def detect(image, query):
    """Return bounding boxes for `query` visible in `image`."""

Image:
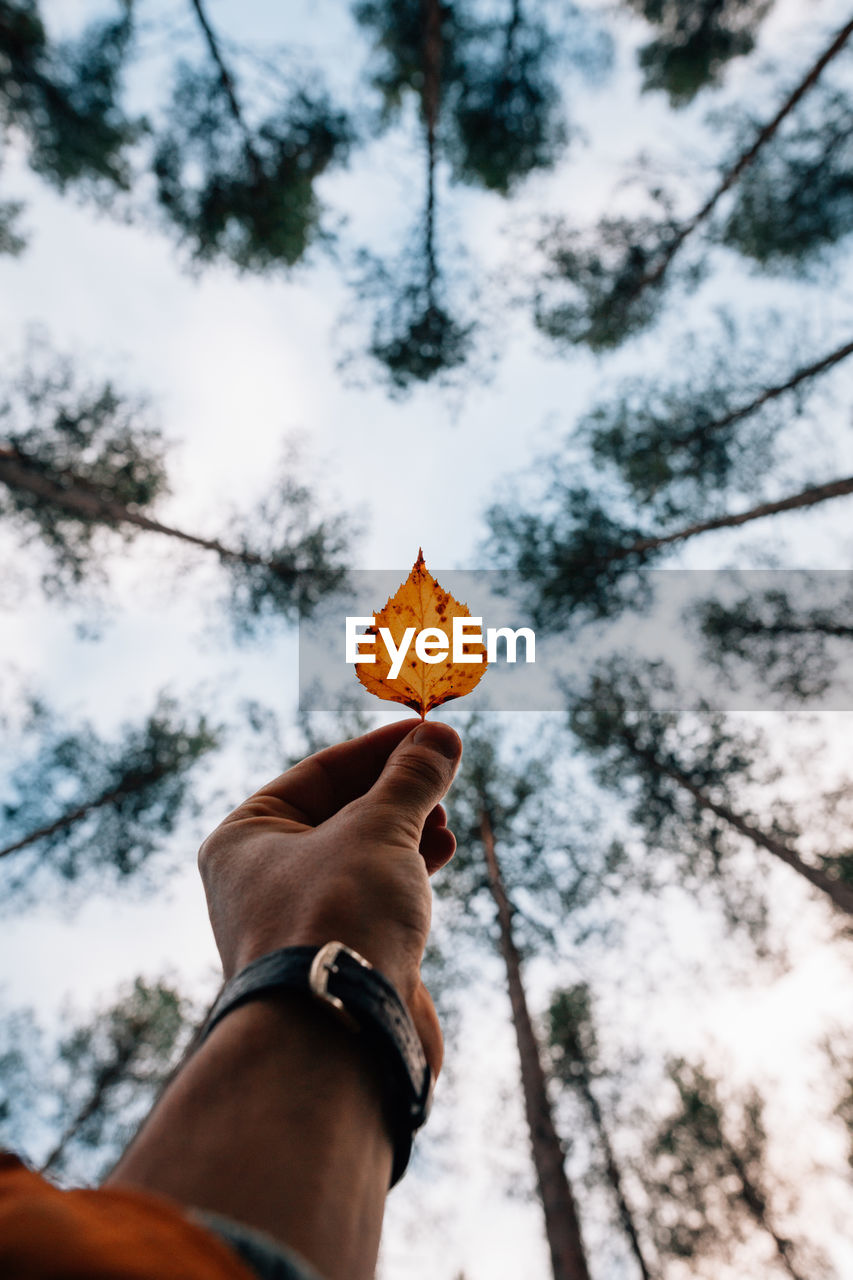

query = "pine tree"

[578,319,853,518]
[350,0,610,387]
[352,0,475,390]
[718,80,853,272]
[626,0,774,105]
[0,978,196,1184]
[548,984,654,1280]
[0,0,141,204]
[644,1059,821,1278]
[444,0,593,195]
[531,15,853,350]
[152,0,351,271]
[354,0,594,194]
[436,717,630,1280]
[694,578,853,703]
[0,348,350,620]
[568,658,853,921]
[0,691,219,907]
[0,0,351,269]
[488,464,853,629]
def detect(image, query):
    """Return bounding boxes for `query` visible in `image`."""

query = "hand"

[197,718,462,1080]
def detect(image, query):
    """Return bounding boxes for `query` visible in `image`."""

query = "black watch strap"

[198,943,433,1187]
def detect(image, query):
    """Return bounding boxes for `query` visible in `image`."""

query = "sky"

[2,1,853,1276]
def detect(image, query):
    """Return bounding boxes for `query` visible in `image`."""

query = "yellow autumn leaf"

[355,549,488,717]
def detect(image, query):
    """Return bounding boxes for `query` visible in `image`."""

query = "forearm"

[105,993,393,1280]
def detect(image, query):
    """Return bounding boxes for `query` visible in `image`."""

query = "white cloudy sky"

[2,1,853,1277]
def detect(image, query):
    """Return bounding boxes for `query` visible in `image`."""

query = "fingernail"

[412,722,461,760]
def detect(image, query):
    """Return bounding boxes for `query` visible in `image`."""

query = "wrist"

[231,924,421,1011]
[109,991,392,1280]
[200,943,434,1187]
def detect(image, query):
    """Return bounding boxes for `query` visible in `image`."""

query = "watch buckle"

[309,941,371,1032]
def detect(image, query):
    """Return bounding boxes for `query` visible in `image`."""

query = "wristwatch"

[198,942,434,1186]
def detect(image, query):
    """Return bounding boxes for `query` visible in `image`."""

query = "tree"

[354,0,593,195]
[488,464,853,629]
[152,0,352,271]
[531,15,853,350]
[444,0,584,195]
[0,0,141,210]
[0,977,197,1184]
[548,984,654,1280]
[437,716,630,1280]
[643,1059,822,1279]
[350,0,609,387]
[351,0,475,390]
[0,346,351,621]
[626,0,775,105]
[355,171,475,393]
[0,0,352,270]
[0,690,219,908]
[717,81,853,272]
[694,578,853,702]
[578,318,853,519]
[568,658,853,921]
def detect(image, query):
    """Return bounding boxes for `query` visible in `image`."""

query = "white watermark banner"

[297,569,853,713]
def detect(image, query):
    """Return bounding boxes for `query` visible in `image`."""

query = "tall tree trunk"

[39,1028,141,1175]
[0,446,296,582]
[421,0,443,295]
[188,0,264,180]
[568,1053,653,1280]
[608,473,853,564]
[672,336,853,450]
[725,1146,808,1280]
[632,15,853,296]
[479,805,591,1280]
[710,618,853,640]
[0,765,171,861]
[622,732,853,917]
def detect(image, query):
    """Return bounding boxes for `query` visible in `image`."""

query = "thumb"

[361,722,462,842]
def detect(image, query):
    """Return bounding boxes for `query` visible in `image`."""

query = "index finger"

[247,718,424,826]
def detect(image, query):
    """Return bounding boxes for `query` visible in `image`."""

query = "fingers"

[247,719,424,826]
[420,804,456,875]
[362,723,462,837]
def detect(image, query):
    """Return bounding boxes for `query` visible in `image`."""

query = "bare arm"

[105,719,462,1280]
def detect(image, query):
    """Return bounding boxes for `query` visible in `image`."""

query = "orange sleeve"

[0,1151,256,1280]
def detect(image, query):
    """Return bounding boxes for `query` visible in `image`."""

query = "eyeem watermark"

[345,616,536,679]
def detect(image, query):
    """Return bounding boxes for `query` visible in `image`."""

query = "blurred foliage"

[0,0,141,207]
[153,65,351,271]
[0,343,352,617]
[718,82,853,273]
[644,1059,822,1277]
[567,658,786,945]
[532,204,696,352]
[694,579,853,702]
[0,1005,42,1152]
[353,0,605,194]
[220,462,353,636]
[357,245,476,394]
[579,316,851,520]
[0,344,169,594]
[628,0,774,105]
[0,977,196,1184]
[487,451,853,631]
[0,690,220,909]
